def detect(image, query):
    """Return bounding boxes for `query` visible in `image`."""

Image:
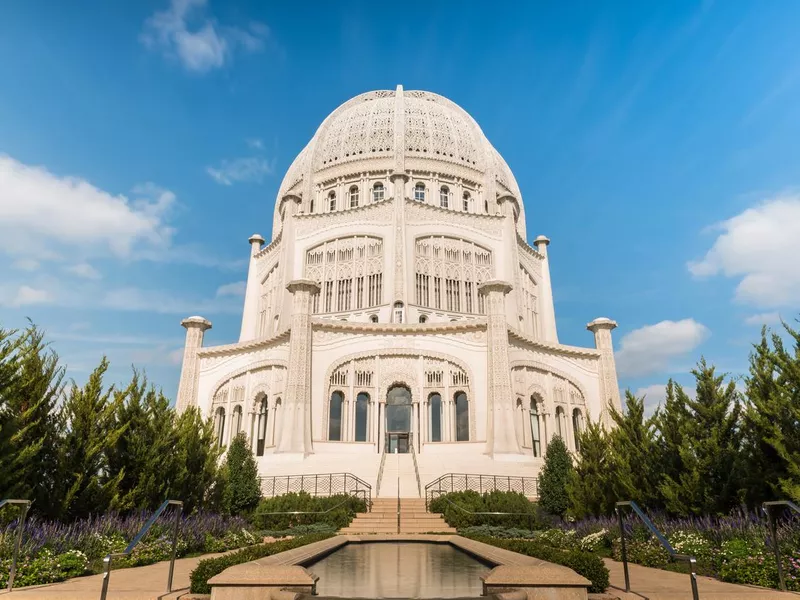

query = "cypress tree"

[654,379,691,499]
[568,419,614,517]
[0,327,26,499]
[223,432,261,516]
[171,406,221,513]
[538,435,573,517]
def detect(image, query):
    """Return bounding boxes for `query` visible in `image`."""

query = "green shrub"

[189,533,333,594]
[467,535,609,594]
[460,525,536,539]
[257,523,337,538]
[429,490,537,530]
[252,492,365,530]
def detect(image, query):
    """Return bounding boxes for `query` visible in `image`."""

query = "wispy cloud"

[207,157,274,185]
[216,281,245,297]
[4,285,54,308]
[65,263,101,280]
[616,319,710,377]
[246,138,264,150]
[101,286,241,315]
[140,0,269,73]
[744,311,782,326]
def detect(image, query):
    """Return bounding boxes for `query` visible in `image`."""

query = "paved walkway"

[604,558,799,599]
[3,551,226,600]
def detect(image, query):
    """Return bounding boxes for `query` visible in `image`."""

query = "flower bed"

[0,511,257,588]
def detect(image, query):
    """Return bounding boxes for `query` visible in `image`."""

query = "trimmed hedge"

[466,535,610,594]
[189,533,334,594]
[429,490,538,529]
[252,492,366,530]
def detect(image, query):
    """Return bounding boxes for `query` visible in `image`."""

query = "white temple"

[175,86,622,498]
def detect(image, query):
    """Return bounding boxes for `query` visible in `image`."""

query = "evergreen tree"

[171,406,221,514]
[568,419,615,517]
[57,358,127,520]
[109,371,177,511]
[223,432,261,516]
[0,327,26,498]
[660,358,744,515]
[608,391,661,508]
[654,380,691,499]
[538,435,573,517]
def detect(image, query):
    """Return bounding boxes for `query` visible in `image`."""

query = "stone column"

[587,317,622,427]
[176,316,212,414]
[533,236,559,343]
[239,234,265,342]
[276,280,319,455]
[478,281,521,456]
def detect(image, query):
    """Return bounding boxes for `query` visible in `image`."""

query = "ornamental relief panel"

[295,198,394,239]
[208,361,288,409]
[405,200,504,239]
[510,363,589,403]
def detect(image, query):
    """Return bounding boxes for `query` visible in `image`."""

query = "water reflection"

[309,542,490,598]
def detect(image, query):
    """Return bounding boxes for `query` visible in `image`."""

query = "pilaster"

[276,279,319,456]
[587,317,622,427]
[176,316,212,414]
[533,235,559,343]
[239,234,265,341]
[479,280,521,456]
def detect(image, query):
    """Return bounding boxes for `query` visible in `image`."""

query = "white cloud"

[0,155,174,260]
[744,311,783,326]
[616,319,709,377]
[246,138,264,149]
[206,157,274,185]
[689,195,800,307]
[216,281,246,297]
[140,0,269,73]
[65,263,101,280]
[168,348,185,365]
[8,285,53,307]
[13,258,40,271]
[101,286,240,315]
[633,383,697,416]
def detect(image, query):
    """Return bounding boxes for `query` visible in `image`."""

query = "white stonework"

[176,86,622,496]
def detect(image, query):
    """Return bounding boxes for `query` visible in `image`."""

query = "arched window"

[530,397,542,458]
[372,182,385,203]
[455,392,469,441]
[463,192,471,212]
[573,408,584,452]
[484,199,489,213]
[328,191,336,212]
[393,301,404,323]
[355,392,369,442]
[429,393,442,442]
[555,406,565,439]
[309,197,315,213]
[256,396,268,456]
[369,314,379,323]
[386,385,412,434]
[230,405,243,440]
[349,185,359,208]
[419,314,427,323]
[329,391,344,441]
[440,186,449,208]
[214,406,226,448]
[414,182,426,202]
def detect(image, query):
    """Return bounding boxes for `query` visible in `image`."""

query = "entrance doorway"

[385,385,412,453]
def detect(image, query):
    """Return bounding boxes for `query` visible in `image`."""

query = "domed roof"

[276,87,522,202]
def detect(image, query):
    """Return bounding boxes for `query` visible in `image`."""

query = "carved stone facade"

[175,87,621,497]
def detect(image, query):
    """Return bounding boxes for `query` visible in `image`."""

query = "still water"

[307,542,491,598]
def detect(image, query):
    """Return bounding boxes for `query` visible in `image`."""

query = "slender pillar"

[276,279,319,455]
[533,235,559,343]
[239,234,265,342]
[176,316,212,414]
[479,280,521,456]
[587,317,622,427]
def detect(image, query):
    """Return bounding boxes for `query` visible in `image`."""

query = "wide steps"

[341,498,456,534]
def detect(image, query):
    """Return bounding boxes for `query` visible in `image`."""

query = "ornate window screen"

[258,263,280,337]
[518,266,539,339]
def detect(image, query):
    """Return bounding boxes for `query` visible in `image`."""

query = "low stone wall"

[208,534,590,600]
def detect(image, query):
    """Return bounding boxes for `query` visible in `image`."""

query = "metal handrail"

[258,472,372,510]
[410,440,422,497]
[424,472,539,509]
[428,490,535,531]
[99,499,183,600]
[375,451,388,499]
[762,500,800,591]
[0,499,31,592]
[615,501,699,600]
[396,449,401,533]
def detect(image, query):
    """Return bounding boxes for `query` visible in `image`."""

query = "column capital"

[586,317,618,333]
[477,280,513,295]
[181,316,212,331]
[286,279,320,295]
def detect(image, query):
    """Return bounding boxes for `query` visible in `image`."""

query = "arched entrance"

[385,384,412,453]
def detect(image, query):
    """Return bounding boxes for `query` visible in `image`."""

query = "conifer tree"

[0,327,26,498]
[538,435,573,517]
[568,419,614,517]
[654,379,691,497]
[660,358,744,515]
[223,432,261,516]
[57,357,127,520]
[171,406,221,513]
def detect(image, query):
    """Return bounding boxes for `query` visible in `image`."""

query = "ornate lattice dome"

[275,86,524,229]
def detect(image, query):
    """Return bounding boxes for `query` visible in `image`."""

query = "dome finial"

[396,84,403,95]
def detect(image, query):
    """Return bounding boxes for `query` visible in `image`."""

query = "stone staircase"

[340,498,456,534]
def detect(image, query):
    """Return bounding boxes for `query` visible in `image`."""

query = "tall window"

[372,182,384,203]
[329,391,344,441]
[414,182,426,202]
[355,392,369,442]
[573,408,584,452]
[429,393,442,442]
[555,406,565,439]
[455,392,469,441]
[463,192,471,212]
[393,301,404,323]
[440,186,449,208]
[256,397,268,456]
[484,199,489,213]
[349,185,359,208]
[309,197,315,213]
[230,405,243,440]
[214,407,226,448]
[328,191,336,211]
[386,385,412,433]
[530,397,542,458]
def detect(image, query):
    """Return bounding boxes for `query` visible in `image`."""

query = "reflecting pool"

[307,542,491,598]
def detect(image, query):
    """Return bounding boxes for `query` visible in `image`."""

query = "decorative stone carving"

[176,316,212,414]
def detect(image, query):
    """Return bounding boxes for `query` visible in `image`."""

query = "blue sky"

[1,0,799,412]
